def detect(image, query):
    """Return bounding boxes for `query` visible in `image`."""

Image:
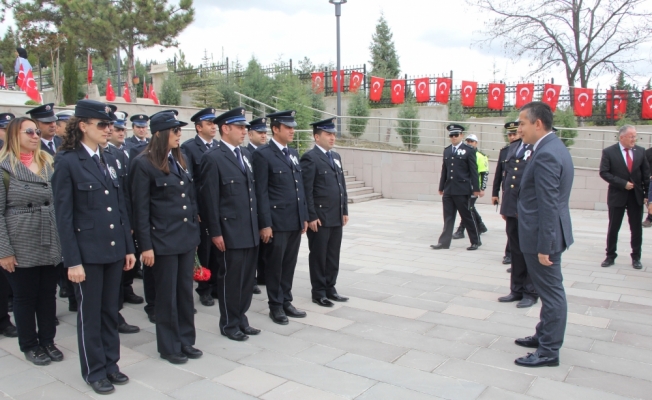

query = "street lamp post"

[329,0,346,138]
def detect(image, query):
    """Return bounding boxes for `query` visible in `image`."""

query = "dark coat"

[500,139,531,218]
[40,135,62,156]
[246,143,258,154]
[600,143,650,207]
[492,144,510,198]
[126,136,148,147]
[300,147,348,227]
[438,142,479,195]
[181,135,219,203]
[103,144,131,220]
[127,142,148,164]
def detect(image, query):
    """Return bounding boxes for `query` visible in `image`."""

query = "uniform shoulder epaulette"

[462,142,474,149]
[445,144,452,149]
[501,144,509,150]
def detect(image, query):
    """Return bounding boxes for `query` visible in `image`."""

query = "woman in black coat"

[130,111,202,364]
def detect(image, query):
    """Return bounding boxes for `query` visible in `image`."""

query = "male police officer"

[431,124,481,250]
[55,110,74,138]
[127,114,150,146]
[253,110,309,325]
[301,118,349,307]
[452,133,488,239]
[247,117,268,295]
[199,107,260,341]
[0,112,15,148]
[26,103,61,156]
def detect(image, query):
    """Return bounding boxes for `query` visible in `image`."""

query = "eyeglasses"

[465,140,476,143]
[172,127,182,134]
[450,133,460,138]
[92,121,112,130]
[21,128,42,137]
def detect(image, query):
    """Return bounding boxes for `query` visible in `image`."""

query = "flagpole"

[330,0,346,139]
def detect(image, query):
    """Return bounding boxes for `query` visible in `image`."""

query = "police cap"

[310,117,337,134]
[26,103,57,123]
[248,117,268,132]
[74,100,112,120]
[214,107,249,126]
[191,108,217,123]
[0,113,15,128]
[267,110,297,128]
[446,123,465,136]
[130,114,149,127]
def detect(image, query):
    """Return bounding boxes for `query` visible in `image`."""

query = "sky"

[2,0,652,90]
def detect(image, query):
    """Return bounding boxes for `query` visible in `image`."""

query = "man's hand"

[68,265,86,283]
[538,253,553,266]
[501,215,506,221]
[0,256,17,273]
[439,191,444,196]
[142,250,155,267]
[492,196,499,205]
[124,254,136,271]
[260,227,273,243]
[301,221,308,234]
[479,190,485,198]
[197,215,202,223]
[343,215,349,226]
[212,236,225,252]
[473,191,481,197]
[308,219,321,232]
[625,181,634,190]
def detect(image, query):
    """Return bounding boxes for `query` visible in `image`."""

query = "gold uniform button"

[513,176,516,179]
[182,193,186,198]
[183,206,187,210]
[105,190,109,195]
[180,181,184,185]
[516,160,520,163]
[107,207,112,212]
[110,224,114,229]
[511,185,514,188]
[110,241,115,246]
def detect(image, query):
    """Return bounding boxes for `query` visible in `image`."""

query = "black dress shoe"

[253,284,261,295]
[69,302,78,312]
[430,243,449,250]
[633,260,643,269]
[7,300,12,313]
[515,336,539,348]
[452,229,465,240]
[59,287,70,298]
[467,243,480,251]
[506,268,512,273]
[54,317,59,326]
[107,371,129,385]
[517,297,538,308]
[124,293,144,304]
[601,257,615,268]
[502,256,512,264]
[42,344,64,362]
[514,352,559,367]
[283,304,306,318]
[118,322,140,334]
[147,314,156,324]
[211,292,219,299]
[498,293,523,302]
[194,308,197,314]
[200,293,215,307]
[327,293,349,302]
[312,298,334,307]
[88,378,115,394]
[224,331,249,342]
[24,347,51,366]
[181,345,203,359]
[161,353,188,364]
[479,223,488,234]
[2,325,17,338]
[242,326,261,335]
[269,309,289,325]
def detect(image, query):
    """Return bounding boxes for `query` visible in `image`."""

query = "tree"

[274,72,314,154]
[396,99,420,151]
[468,0,652,88]
[369,13,400,79]
[0,28,19,82]
[160,72,181,105]
[448,95,470,131]
[241,57,276,117]
[347,91,370,139]
[62,40,78,105]
[553,107,578,147]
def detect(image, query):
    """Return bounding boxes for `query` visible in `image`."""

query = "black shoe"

[478,223,488,234]
[118,322,140,334]
[253,284,261,295]
[161,353,188,364]
[194,308,197,314]
[506,268,512,273]
[514,352,559,367]
[107,371,129,385]
[147,314,156,324]
[124,293,144,304]
[517,298,538,308]
[430,243,449,250]
[210,292,219,299]
[633,260,643,270]
[7,300,12,313]
[200,293,215,307]
[242,326,261,336]
[181,345,203,359]
[2,325,17,338]
[42,344,63,362]
[269,309,289,325]
[601,257,615,268]
[498,293,523,303]
[503,256,512,264]
[69,302,78,312]
[224,331,249,342]
[54,317,59,326]
[59,287,70,298]
[88,378,115,394]
[452,227,465,240]
[283,304,306,318]
[24,347,51,366]
[312,298,334,307]
[467,243,480,251]
[515,336,539,348]
[327,293,349,302]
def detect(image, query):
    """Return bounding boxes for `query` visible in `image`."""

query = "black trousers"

[142,258,156,317]
[607,191,644,260]
[5,265,58,352]
[265,230,301,310]
[152,250,195,356]
[307,226,343,299]
[256,241,269,285]
[196,231,219,297]
[505,217,537,299]
[0,269,12,330]
[215,246,257,336]
[438,194,480,247]
[121,262,138,297]
[456,197,484,232]
[505,240,511,258]
[74,260,123,383]
[57,261,76,308]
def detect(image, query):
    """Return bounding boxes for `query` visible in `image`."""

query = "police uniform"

[453,134,488,238]
[51,100,135,388]
[181,108,220,306]
[431,124,481,250]
[26,104,62,156]
[247,117,268,289]
[0,113,15,149]
[301,118,349,306]
[127,114,149,146]
[199,107,260,341]
[495,121,520,264]
[252,110,309,324]
[130,111,202,361]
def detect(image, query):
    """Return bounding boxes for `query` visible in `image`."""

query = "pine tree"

[160,72,181,105]
[397,99,420,151]
[347,91,370,139]
[369,13,401,79]
[62,41,78,105]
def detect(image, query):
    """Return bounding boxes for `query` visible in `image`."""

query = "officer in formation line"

[247,117,269,295]
[26,104,61,157]
[55,110,74,138]
[0,112,14,148]
[126,114,150,147]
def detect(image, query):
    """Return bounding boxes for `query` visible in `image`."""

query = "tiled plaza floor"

[1,199,652,399]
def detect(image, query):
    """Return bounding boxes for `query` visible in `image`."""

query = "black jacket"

[600,143,650,207]
[492,145,510,198]
[181,135,219,203]
[126,136,148,147]
[438,142,479,195]
[41,136,62,156]
[300,147,348,227]
[500,139,531,218]
[247,143,258,154]
[103,144,131,220]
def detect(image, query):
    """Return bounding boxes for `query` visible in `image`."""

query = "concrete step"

[346,181,365,189]
[345,175,356,182]
[348,193,383,203]
[347,187,374,196]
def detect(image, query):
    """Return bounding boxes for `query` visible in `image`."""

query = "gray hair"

[619,125,636,136]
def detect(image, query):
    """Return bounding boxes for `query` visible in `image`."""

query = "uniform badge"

[456,149,466,155]
[334,159,341,169]
[523,150,532,160]
[243,155,253,172]
[108,166,117,180]
[290,155,299,165]
[116,159,122,170]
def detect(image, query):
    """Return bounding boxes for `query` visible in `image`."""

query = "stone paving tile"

[425,325,499,347]
[121,358,203,394]
[214,366,286,397]
[382,294,449,312]
[14,381,89,400]
[590,340,652,364]
[562,348,652,382]
[328,306,435,333]
[393,349,448,372]
[261,381,345,400]
[173,351,240,380]
[434,358,536,394]
[565,367,652,399]
[294,345,347,365]
[355,382,446,400]
[477,386,539,400]
[341,296,428,319]
[613,330,652,349]
[0,367,56,397]
[527,376,634,400]
[169,379,257,400]
[442,304,494,320]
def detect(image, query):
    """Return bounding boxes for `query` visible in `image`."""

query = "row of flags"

[104,79,159,104]
[16,64,42,103]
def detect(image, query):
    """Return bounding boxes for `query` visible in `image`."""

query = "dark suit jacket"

[181,135,219,203]
[300,147,348,227]
[104,144,131,220]
[127,142,148,164]
[645,147,652,172]
[52,146,134,267]
[492,145,510,198]
[438,142,479,195]
[518,134,574,255]
[599,143,650,207]
[500,139,531,218]
[129,153,199,255]
[247,143,258,154]
[252,142,308,232]
[126,136,148,147]
[41,136,62,156]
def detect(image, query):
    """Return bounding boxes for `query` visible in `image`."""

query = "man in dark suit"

[431,124,481,251]
[644,146,652,227]
[514,101,574,368]
[126,114,149,147]
[181,107,220,307]
[301,118,349,308]
[26,103,61,156]
[253,110,309,325]
[247,117,268,294]
[599,125,650,269]
[0,112,15,149]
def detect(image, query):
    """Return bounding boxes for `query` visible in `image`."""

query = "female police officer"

[52,100,136,395]
[130,111,202,364]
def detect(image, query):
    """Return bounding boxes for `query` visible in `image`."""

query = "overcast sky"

[2,0,651,89]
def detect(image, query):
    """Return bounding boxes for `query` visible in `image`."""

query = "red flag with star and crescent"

[542,84,561,112]
[606,89,628,120]
[487,83,505,110]
[349,71,363,93]
[24,69,42,103]
[0,72,6,88]
[143,81,148,99]
[414,78,430,103]
[573,88,594,117]
[391,79,405,104]
[17,64,26,90]
[515,83,534,108]
[461,81,478,107]
[105,78,116,101]
[87,53,93,84]
[311,72,324,93]
[435,77,451,104]
[369,76,385,102]
[331,70,344,93]
[642,90,652,119]
[123,82,131,102]
[149,85,160,105]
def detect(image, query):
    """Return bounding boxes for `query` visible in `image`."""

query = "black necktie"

[517,144,528,158]
[48,141,55,154]
[92,154,106,176]
[282,148,292,165]
[327,151,335,169]
[206,142,212,150]
[234,147,245,173]
[168,154,179,174]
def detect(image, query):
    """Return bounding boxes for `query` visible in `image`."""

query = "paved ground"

[1,199,652,399]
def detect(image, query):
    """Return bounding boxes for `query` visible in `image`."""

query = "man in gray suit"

[514,101,574,368]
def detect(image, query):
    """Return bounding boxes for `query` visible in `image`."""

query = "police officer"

[181,107,219,307]
[52,99,136,394]
[55,110,74,138]
[0,112,15,148]
[301,118,349,307]
[127,114,149,147]
[253,110,309,325]
[26,103,61,156]
[247,117,268,295]
[199,107,260,341]
[431,124,481,250]
[497,127,538,308]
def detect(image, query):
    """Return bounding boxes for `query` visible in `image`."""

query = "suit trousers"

[74,260,123,383]
[438,194,480,247]
[5,265,58,352]
[524,252,567,358]
[256,241,269,285]
[456,197,484,232]
[505,240,511,258]
[0,269,12,330]
[196,230,220,297]
[121,262,138,297]
[307,226,343,299]
[215,246,257,336]
[265,230,301,310]
[606,190,644,260]
[152,250,196,356]
[505,217,537,299]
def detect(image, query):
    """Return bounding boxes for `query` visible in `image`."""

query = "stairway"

[344,170,382,203]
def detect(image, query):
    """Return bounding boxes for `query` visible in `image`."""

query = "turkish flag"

[331,70,344,93]
[414,78,430,103]
[24,69,42,103]
[369,76,385,102]
[149,85,159,105]
[349,71,364,93]
[515,83,534,108]
[143,81,148,98]
[123,82,131,103]
[461,81,477,107]
[435,77,451,104]
[87,53,93,84]
[606,89,628,120]
[311,72,324,93]
[17,64,25,90]
[642,90,652,119]
[487,83,506,110]
[390,80,405,104]
[0,72,5,88]
[573,88,594,117]
[542,84,561,112]
[105,79,116,101]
